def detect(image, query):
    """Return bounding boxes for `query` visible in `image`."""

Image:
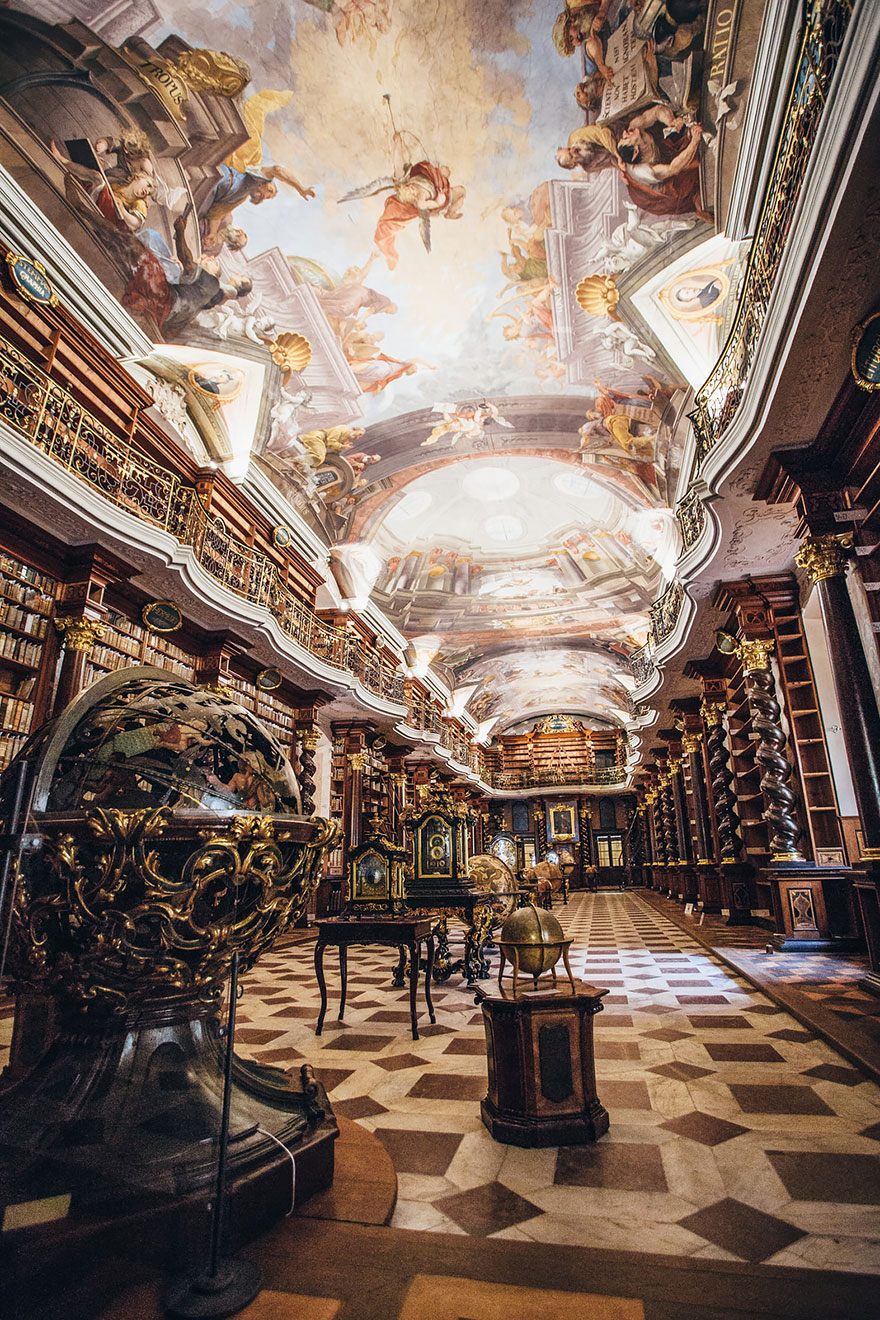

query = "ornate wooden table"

[314,915,436,1040]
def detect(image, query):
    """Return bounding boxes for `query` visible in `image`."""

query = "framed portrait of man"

[547,800,578,841]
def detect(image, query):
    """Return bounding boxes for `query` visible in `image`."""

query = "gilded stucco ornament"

[700,700,725,726]
[739,638,774,673]
[53,616,106,651]
[795,534,853,583]
[12,808,339,1011]
[174,47,251,96]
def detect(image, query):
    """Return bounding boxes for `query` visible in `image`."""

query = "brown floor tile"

[859,1121,880,1141]
[268,1005,319,1018]
[801,1063,866,1086]
[442,1038,487,1055]
[373,1126,464,1176]
[641,1028,692,1042]
[594,1040,642,1060]
[637,1005,676,1015]
[408,1073,486,1101]
[598,1080,652,1110]
[687,1016,753,1030]
[555,1142,667,1192]
[660,1111,749,1146]
[704,1043,786,1063]
[648,1061,714,1081]
[744,1004,784,1015]
[767,1028,816,1043]
[331,1096,389,1120]
[313,1067,355,1092]
[676,995,731,1005]
[372,1053,427,1072]
[433,1180,542,1235]
[766,1149,880,1204]
[319,1033,397,1052]
[727,1083,835,1115]
[367,1010,422,1022]
[416,1024,454,1036]
[666,979,715,987]
[677,1197,806,1262]
[252,1046,305,1064]
[599,1014,634,1027]
[235,1028,287,1044]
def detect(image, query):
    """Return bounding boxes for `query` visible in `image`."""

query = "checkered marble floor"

[230,892,880,1275]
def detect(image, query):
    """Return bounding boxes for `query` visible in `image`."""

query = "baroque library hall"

[1,2,880,1317]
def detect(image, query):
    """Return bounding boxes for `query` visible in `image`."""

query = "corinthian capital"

[795,534,853,584]
[54,616,106,652]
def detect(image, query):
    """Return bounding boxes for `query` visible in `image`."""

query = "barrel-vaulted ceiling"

[0,0,755,738]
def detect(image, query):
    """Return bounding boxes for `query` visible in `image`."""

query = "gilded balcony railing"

[676,486,706,551]
[690,0,853,461]
[649,579,684,645]
[492,766,627,790]
[0,332,407,706]
[629,643,655,687]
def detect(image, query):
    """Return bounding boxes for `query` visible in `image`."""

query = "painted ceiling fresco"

[0,0,753,738]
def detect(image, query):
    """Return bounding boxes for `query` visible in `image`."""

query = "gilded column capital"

[682,732,702,754]
[644,790,656,805]
[795,533,853,584]
[668,757,682,775]
[54,616,106,652]
[299,731,319,751]
[700,700,725,726]
[347,751,367,771]
[739,638,774,673]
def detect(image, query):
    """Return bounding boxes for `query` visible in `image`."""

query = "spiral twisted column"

[702,703,742,863]
[661,776,678,863]
[742,641,806,862]
[297,727,319,815]
[650,790,665,860]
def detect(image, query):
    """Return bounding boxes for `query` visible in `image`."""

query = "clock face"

[355,850,387,896]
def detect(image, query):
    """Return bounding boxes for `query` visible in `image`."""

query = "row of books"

[0,601,49,636]
[0,694,33,732]
[0,632,42,666]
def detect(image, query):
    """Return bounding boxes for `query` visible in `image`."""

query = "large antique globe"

[0,666,336,1008]
[0,667,339,1206]
[467,852,518,920]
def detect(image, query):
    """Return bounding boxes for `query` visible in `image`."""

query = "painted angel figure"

[338,97,465,270]
[421,401,512,449]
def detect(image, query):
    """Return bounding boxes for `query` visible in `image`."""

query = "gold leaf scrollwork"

[794,534,853,584]
[11,810,340,1012]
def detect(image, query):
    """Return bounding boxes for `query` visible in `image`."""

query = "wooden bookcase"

[223,670,297,758]
[0,553,57,771]
[84,608,196,689]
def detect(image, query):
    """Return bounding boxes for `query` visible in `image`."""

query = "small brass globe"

[497,902,575,994]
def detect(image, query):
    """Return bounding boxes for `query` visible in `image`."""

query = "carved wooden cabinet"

[474,981,609,1147]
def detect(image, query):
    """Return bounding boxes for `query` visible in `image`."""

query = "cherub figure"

[421,402,512,449]
[338,96,465,270]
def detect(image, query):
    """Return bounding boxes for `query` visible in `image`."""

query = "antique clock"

[346,814,409,915]
[404,780,472,900]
